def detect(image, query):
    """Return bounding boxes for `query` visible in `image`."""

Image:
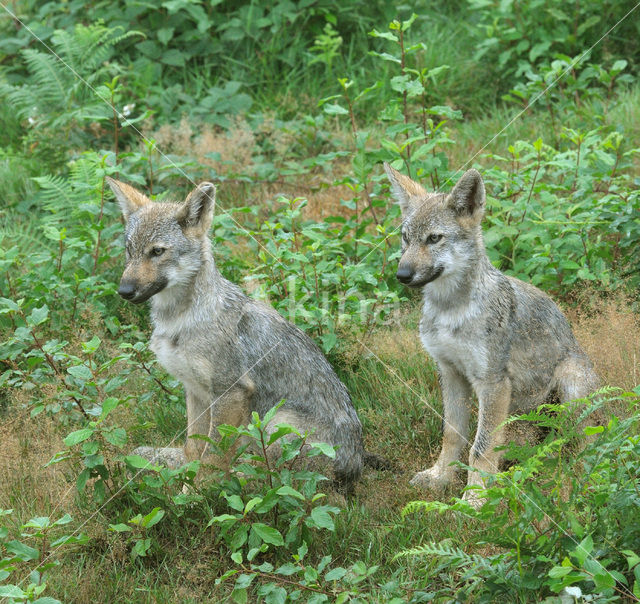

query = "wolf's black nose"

[396,266,414,284]
[118,282,137,300]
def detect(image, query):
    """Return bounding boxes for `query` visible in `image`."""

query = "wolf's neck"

[424,244,496,310]
[150,247,224,326]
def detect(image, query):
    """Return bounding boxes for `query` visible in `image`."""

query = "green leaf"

[264,586,287,604]
[67,364,93,381]
[0,297,21,313]
[231,587,248,604]
[225,494,245,512]
[6,540,39,561]
[309,507,335,531]
[593,572,615,590]
[230,525,249,551]
[251,523,284,546]
[276,486,305,500]
[322,103,349,115]
[23,516,50,530]
[157,27,174,45]
[52,513,73,526]
[109,523,132,533]
[275,563,299,576]
[124,455,159,471]
[368,29,397,42]
[77,468,91,492]
[0,585,27,598]
[64,428,93,447]
[50,533,89,548]
[267,424,298,446]
[27,305,49,326]
[622,550,640,570]
[81,336,101,353]
[141,507,165,529]
[103,427,127,448]
[548,565,572,578]
[132,537,151,557]
[161,49,186,66]
[207,514,238,526]
[308,442,336,459]
[244,497,262,515]
[584,425,604,435]
[325,567,347,581]
[100,397,120,419]
[231,551,242,564]
[572,535,593,566]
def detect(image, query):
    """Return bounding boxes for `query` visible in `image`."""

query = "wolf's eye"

[402,231,409,244]
[426,234,443,245]
[150,247,165,257]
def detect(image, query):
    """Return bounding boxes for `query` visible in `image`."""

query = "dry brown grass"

[567,296,640,391]
[146,116,384,225]
[0,400,71,516]
[150,117,255,177]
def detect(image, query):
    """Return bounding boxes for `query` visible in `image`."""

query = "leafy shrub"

[482,131,640,292]
[468,0,640,88]
[0,22,144,163]
[212,196,404,352]
[0,510,88,604]
[401,390,640,602]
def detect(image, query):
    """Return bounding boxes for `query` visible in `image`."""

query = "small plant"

[202,404,396,602]
[504,54,633,142]
[400,390,640,602]
[0,510,88,603]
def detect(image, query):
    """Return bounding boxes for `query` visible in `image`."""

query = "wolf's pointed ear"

[177,182,216,235]
[383,162,427,216]
[449,169,485,219]
[106,177,152,221]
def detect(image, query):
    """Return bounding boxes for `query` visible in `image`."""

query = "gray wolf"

[383,163,598,503]
[107,177,369,494]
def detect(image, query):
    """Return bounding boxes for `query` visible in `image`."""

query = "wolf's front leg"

[463,377,511,507]
[411,364,472,493]
[184,388,212,461]
[184,378,254,463]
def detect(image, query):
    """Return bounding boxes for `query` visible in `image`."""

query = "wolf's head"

[106,178,216,304]
[383,163,486,289]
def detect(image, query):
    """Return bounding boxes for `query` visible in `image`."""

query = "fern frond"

[395,540,512,576]
[22,49,71,109]
[0,211,47,253]
[32,174,85,224]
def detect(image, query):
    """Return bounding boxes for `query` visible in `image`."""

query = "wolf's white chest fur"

[419,296,488,381]
[150,312,213,400]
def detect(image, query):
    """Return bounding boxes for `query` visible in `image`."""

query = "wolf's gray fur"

[384,163,598,504]
[107,178,365,493]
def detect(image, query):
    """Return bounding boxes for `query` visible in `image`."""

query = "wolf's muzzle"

[118,281,137,300]
[396,265,414,284]
[397,265,444,288]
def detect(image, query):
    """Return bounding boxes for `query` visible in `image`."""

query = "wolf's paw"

[132,446,186,469]
[409,468,452,493]
[461,487,485,510]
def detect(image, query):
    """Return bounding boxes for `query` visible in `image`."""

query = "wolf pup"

[107,177,366,494]
[383,163,598,503]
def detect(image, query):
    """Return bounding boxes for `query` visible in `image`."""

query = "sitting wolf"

[107,177,369,493]
[383,163,598,504]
